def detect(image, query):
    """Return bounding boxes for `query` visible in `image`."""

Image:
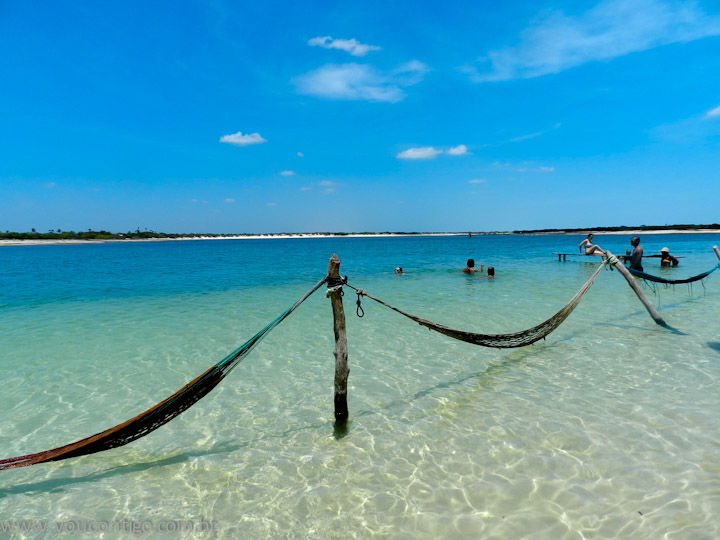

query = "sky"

[2,0,720,233]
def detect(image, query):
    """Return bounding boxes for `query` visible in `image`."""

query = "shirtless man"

[578,233,605,256]
[629,236,644,271]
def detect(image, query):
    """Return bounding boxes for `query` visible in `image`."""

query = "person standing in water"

[462,259,484,273]
[629,236,644,271]
[659,247,679,267]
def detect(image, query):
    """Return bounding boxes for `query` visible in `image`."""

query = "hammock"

[0,277,326,471]
[354,260,607,348]
[628,263,720,285]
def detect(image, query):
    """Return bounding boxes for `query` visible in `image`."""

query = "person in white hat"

[659,247,679,267]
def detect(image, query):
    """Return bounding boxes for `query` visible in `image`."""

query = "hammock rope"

[628,263,720,285]
[346,260,608,349]
[0,277,327,471]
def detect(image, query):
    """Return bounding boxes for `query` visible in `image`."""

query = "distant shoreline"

[1,229,719,247]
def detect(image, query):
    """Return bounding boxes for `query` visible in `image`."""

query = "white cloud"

[446,144,469,156]
[219,131,267,146]
[516,165,555,173]
[295,61,428,103]
[468,178,486,184]
[707,105,720,118]
[44,182,57,188]
[280,170,296,176]
[267,202,278,207]
[224,198,236,203]
[396,144,470,159]
[396,146,443,160]
[298,181,340,193]
[468,0,720,82]
[308,36,381,57]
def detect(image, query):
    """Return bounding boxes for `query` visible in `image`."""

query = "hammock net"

[628,263,720,285]
[0,277,326,471]
[356,260,608,348]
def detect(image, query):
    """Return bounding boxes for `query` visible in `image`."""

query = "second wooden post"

[607,250,667,327]
[326,253,349,427]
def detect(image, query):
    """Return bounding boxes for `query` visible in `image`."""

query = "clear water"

[1,234,719,539]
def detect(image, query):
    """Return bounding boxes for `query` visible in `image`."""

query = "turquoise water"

[1,234,719,539]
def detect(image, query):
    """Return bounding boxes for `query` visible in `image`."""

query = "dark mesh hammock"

[628,263,720,285]
[0,277,326,471]
[354,260,607,348]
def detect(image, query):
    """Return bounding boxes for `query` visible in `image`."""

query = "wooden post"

[607,250,667,327]
[713,245,720,261]
[327,254,349,427]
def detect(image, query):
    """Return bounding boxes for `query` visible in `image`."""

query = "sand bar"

[1,229,718,247]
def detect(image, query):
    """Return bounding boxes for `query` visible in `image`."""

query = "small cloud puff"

[468,178,486,184]
[224,198,236,203]
[515,165,555,173]
[267,202,278,207]
[446,144,469,156]
[280,170,296,176]
[219,131,267,146]
[396,147,443,160]
[299,180,339,194]
[308,36,381,57]
[396,144,469,160]
[44,182,57,188]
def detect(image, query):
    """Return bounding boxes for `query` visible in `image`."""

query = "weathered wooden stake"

[607,250,667,327]
[713,245,720,261]
[326,253,349,426]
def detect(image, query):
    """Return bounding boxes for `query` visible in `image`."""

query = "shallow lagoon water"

[1,234,719,538]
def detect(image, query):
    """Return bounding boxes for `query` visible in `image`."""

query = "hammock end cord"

[330,278,366,318]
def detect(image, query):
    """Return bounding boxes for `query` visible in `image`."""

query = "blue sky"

[2,0,719,233]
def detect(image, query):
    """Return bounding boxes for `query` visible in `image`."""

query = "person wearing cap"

[659,247,679,267]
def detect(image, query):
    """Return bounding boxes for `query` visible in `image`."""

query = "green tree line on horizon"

[2,223,719,241]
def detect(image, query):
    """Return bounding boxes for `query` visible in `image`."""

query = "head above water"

[466,258,475,268]
[660,247,669,253]
[631,236,640,246]
[487,266,495,276]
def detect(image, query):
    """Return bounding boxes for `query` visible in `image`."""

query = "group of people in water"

[395,233,679,277]
[579,233,680,271]
[462,258,495,277]
[394,258,495,277]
